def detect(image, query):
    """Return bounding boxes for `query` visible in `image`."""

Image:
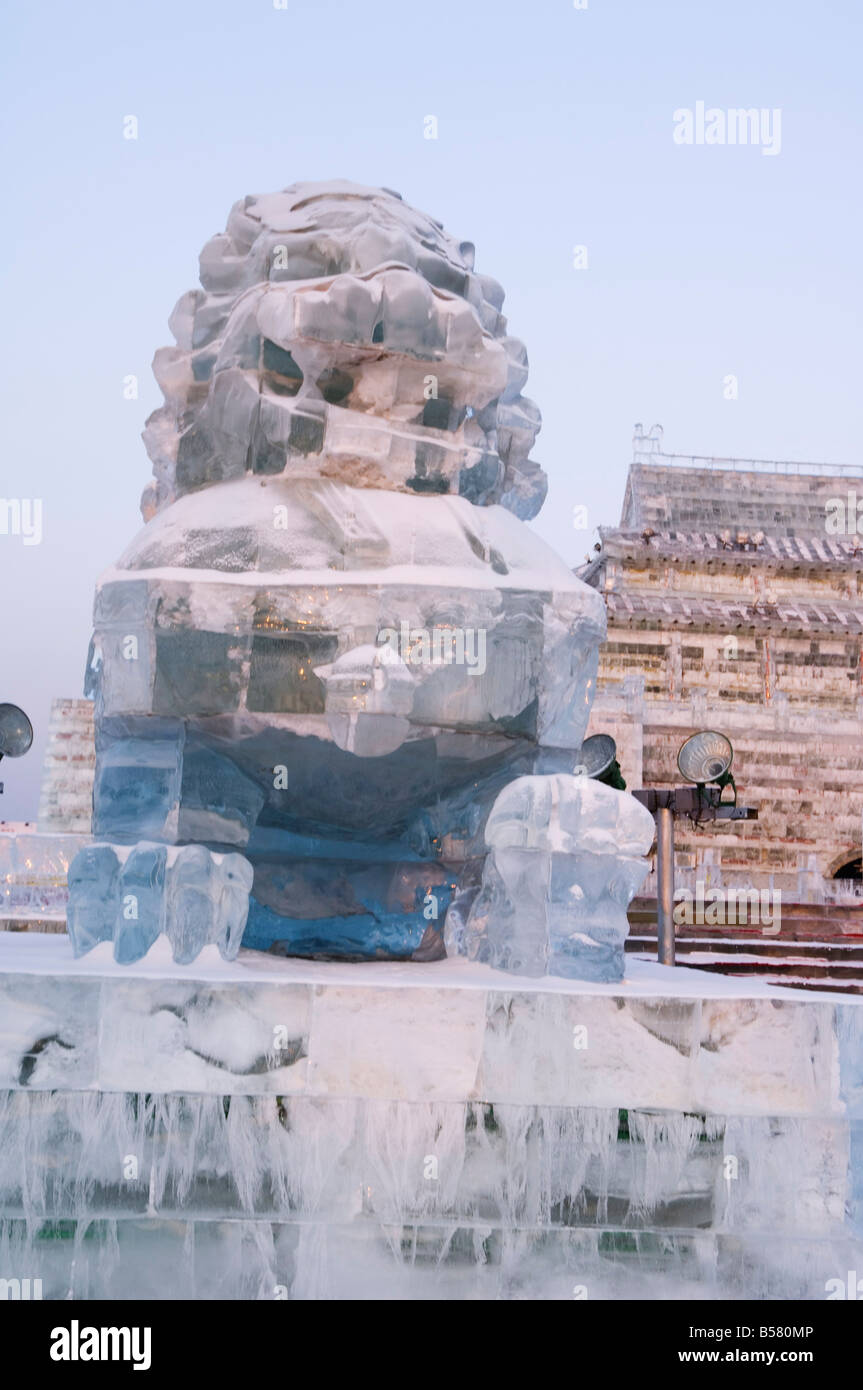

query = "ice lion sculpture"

[67,180,650,974]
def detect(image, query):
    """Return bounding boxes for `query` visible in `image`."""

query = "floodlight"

[574,733,626,790]
[0,704,33,761]
[677,730,735,802]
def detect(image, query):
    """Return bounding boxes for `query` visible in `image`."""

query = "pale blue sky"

[1,0,860,817]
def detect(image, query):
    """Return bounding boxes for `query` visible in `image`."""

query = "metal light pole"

[632,785,757,968]
[580,730,757,969]
[656,804,676,965]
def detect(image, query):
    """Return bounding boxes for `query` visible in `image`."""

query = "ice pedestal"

[450,774,655,981]
[0,934,860,1301]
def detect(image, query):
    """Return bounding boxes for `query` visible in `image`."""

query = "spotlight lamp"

[632,729,756,968]
[0,704,33,762]
[676,730,736,804]
[0,703,33,796]
[575,733,627,790]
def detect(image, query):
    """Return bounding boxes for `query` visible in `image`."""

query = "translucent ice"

[66,844,253,963]
[0,1086,856,1300]
[454,774,655,981]
[66,845,120,955]
[71,180,610,962]
[0,832,88,923]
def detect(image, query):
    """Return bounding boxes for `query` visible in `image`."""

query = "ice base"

[0,935,861,1300]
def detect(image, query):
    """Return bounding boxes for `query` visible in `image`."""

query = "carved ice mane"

[142,180,547,522]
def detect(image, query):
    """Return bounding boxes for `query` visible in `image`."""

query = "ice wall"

[0,941,860,1300]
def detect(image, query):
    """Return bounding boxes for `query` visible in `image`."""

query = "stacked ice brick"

[69,180,648,971]
[2,955,861,1300]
